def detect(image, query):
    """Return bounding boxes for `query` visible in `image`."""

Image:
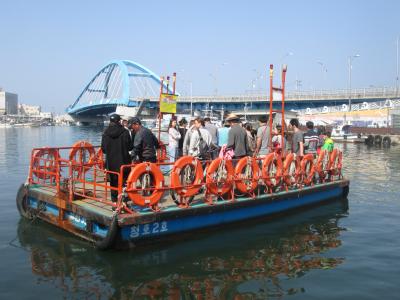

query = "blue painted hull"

[119,182,347,243]
[22,180,349,249]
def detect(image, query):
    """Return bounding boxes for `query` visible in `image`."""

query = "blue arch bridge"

[67,60,400,124]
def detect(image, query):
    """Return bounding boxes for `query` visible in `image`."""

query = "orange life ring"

[157,141,168,162]
[32,148,60,180]
[316,149,330,182]
[126,162,164,206]
[206,157,234,196]
[283,153,300,186]
[69,141,96,178]
[262,153,283,188]
[235,156,260,194]
[300,154,315,185]
[328,148,342,176]
[170,156,203,198]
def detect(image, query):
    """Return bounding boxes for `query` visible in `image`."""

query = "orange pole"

[269,64,274,148]
[172,72,176,95]
[281,65,287,152]
[158,77,164,162]
[166,76,170,94]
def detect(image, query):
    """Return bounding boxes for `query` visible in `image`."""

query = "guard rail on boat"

[28,141,344,214]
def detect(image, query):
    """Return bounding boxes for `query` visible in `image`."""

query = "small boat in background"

[331,124,366,143]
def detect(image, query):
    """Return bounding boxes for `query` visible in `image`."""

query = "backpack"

[197,129,211,160]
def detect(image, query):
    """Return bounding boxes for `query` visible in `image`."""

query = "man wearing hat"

[226,114,249,159]
[101,113,133,202]
[129,117,160,163]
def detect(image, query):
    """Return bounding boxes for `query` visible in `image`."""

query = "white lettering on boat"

[129,221,169,238]
[67,213,87,227]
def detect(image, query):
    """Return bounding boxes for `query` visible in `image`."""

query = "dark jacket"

[178,127,187,150]
[227,124,249,157]
[132,126,160,162]
[101,123,133,171]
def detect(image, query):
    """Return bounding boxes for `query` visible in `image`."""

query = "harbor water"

[0,126,399,299]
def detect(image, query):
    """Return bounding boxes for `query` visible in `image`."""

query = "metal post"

[190,82,193,117]
[348,56,352,111]
[269,64,274,147]
[348,54,360,112]
[396,36,399,97]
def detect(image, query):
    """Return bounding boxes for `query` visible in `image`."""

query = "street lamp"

[209,62,228,96]
[348,54,360,111]
[317,61,328,88]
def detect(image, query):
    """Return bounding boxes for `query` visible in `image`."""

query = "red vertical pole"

[172,72,176,95]
[158,77,164,155]
[269,64,274,148]
[166,76,170,95]
[281,65,287,152]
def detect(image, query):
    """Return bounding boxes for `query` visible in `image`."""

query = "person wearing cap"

[101,114,133,202]
[129,117,160,163]
[226,114,249,159]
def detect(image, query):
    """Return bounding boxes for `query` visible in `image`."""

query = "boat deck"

[27,177,349,229]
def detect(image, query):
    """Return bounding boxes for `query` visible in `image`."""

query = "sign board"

[160,93,178,114]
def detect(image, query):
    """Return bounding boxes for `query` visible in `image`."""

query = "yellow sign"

[160,93,178,114]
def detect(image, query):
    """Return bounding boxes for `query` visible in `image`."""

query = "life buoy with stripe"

[300,154,315,185]
[316,149,330,182]
[157,141,168,162]
[69,141,96,178]
[262,153,283,189]
[170,156,203,198]
[32,148,60,180]
[283,153,300,186]
[126,162,164,206]
[235,156,260,194]
[206,157,234,196]
[328,148,342,176]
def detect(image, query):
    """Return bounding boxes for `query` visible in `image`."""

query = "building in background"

[19,104,41,116]
[0,89,18,115]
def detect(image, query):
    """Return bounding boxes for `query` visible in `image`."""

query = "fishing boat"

[16,65,349,250]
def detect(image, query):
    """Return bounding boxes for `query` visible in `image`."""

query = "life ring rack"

[170,156,204,205]
[262,153,283,191]
[126,162,165,207]
[300,154,315,185]
[68,141,96,178]
[234,156,260,195]
[206,157,235,198]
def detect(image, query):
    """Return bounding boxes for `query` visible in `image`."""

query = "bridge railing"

[296,98,400,115]
[136,86,399,103]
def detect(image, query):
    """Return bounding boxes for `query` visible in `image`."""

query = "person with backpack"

[187,117,212,160]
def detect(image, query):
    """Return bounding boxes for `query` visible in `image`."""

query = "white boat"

[331,125,366,143]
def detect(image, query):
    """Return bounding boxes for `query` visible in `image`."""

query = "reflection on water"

[17,201,348,299]
[2,127,400,299]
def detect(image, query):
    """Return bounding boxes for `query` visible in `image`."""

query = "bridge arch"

[67,60,173,115]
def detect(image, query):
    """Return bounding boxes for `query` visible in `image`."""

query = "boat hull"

[19,179,349,249]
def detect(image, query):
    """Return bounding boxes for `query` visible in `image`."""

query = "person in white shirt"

[187,117,212,159]
[168,118,181,164]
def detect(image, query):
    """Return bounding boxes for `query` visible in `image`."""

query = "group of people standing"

[100,112,334,201]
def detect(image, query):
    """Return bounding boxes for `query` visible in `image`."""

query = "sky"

[0,0,399,112]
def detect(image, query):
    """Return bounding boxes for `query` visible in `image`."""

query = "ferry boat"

[15,65,350,250]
